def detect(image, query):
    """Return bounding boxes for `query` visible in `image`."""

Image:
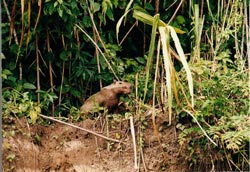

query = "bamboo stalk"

[3,0,19,45]
[46,29,55,116]
[93,27,102,88]
[155,0,159,13]
[3,0,23,81]
[36,33,40,104]
[34,0,42,31]
[26,0,31,50]
[244,0,250,116]
[49,62,55,116]
[59,61,65,107]
[59,34,66,107]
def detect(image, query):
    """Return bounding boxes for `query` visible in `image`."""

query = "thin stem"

[3,0,19,45]
[36,33,40,104]
[93,26,102,88]
[168,0,184,24]
[119,21,137,46]
[183,109,218,147]
[47,29,54,116]
[59,34,66,106]
[75,24,119,81]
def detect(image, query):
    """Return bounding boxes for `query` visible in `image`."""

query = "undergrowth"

[177,60,249,170]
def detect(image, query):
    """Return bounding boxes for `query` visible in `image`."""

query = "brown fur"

[80,80,133,115]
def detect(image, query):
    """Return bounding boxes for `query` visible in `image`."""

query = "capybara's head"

[104,80,133,94]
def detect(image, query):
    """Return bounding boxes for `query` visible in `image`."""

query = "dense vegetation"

[2,0,250,171]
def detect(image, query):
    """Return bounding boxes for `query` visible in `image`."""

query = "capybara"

[80,80,133,115]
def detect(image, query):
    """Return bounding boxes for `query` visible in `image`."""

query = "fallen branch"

[39,114,122,143]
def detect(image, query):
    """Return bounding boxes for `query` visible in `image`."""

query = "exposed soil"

[3,114,190,172]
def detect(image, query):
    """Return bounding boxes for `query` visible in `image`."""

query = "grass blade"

[159,26,173,125]
[116,0,133,43]
[168,26,194,107]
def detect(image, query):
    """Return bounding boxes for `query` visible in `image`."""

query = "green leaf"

[71,89,81,98]
[102,1,108,13]
[23,83,36,90]
[57,7,63,17]
[106,8,114,21]
[144,3,154,11]
[90,0,100,13]
[29,110,38,124]
[57,0,63,4]
[54,1,58,7]
[2,69,12,76]
[1,53,6,59]
[82,16,92,28]
[136,57,146,64]
[176,15,186,24]
[133,9,186,34]
[60,51,69,61]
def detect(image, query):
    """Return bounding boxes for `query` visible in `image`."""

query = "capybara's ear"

[113,79,117,83]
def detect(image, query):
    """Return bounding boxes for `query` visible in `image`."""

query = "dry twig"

[39,114,122,143]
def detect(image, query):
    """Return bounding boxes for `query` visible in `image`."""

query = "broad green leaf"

[23,83,36,90]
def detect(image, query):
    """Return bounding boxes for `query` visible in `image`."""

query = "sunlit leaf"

[159,26,173,124]
[168,26,194,107]
[133,9,186,34]
[29,110,38,124]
